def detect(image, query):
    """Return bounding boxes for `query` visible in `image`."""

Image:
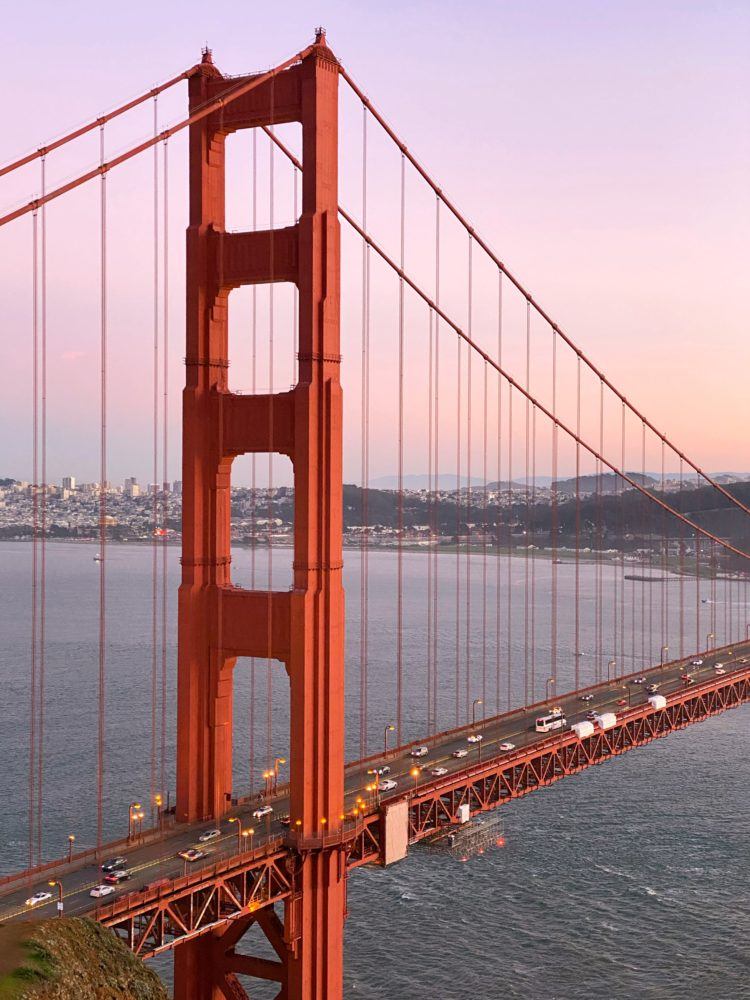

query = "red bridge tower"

[175,31,346,1000]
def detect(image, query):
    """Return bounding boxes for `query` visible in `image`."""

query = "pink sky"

[0,0,748,487]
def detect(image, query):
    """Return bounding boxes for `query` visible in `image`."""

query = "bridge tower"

[174,31,346,1000]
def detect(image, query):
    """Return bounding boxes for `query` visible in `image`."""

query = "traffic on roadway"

[3,642,746,924]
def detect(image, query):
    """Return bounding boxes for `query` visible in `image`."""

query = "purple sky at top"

[0,0,748,487]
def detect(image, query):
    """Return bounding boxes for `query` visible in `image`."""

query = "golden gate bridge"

[1,29,749,999]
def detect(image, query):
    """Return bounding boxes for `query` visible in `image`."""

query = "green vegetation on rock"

[0,918,168,999]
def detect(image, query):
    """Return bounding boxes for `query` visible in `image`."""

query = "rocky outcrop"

[0,918,168,999]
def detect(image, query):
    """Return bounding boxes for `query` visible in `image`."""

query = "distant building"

[62,476,76,491]
[172,481,183,495]
[124,477,140,498]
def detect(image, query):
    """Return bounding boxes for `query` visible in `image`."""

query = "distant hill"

[369,474,484,490]
[552,472,656,496]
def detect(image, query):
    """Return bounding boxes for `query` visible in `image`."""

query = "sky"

[0,0,748,487]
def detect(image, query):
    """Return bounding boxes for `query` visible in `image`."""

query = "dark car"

[101,856,127,873]
[103,869,131,885]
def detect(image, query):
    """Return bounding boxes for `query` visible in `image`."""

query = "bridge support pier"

[175,31,345,1000]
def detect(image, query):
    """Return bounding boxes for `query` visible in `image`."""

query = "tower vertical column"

[176,49,234,826]
[287,36,346,1000]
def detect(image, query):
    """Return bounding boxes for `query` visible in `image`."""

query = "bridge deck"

[2,642,748,957]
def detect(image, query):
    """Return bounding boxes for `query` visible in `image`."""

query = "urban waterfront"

[1,541,747,998]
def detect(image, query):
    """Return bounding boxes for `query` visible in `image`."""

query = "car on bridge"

[631,676,647,684]
[371,765,391,775]
[198,829,222,843]
[691,658,704,667]
[179,848,207,863]
[431,767,448,776]
[25,891,52,907]
[101,856,127,873]
[452,748,468,758]
[579,694,594,702]
[645,684,660,694]
[410,746,428,757]
[379,779,398,791]
[467,734,483,743]
[104,869,131,885]
[498,742,515,751]
[253,805,274,820]
[715,665,726,675]
[90,884,116,898]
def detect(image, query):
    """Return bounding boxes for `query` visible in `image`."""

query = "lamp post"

[228,816,243,851]
[272,757,286,796]
[607,659,616,682]
[49,880,63,917]
[367,769,381,803]
[410,766,420,793]
[67,835,75,864]
[128,802,142,842]
[155,793,163,832]
[383,724,395,757]
[262,770,273,798]
[706,631,715,652]
[545,677,555,701]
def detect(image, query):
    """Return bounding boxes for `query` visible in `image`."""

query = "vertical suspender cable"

[574,357,581,691]
[427,306,433,732]
[250,128,258,792]
[506,387,513,709]
[267,84,276,771]
[37,155,48,864]
[29,207,39,868]
[160,136,169,803]
[455,336,461,726]
[496,271,503,711]
[465,237,472,721]
[482,360,488,711]
[550,327,558,690]
[620,403,626,670]
[359,104,370,760]
[150,98,159,822]
[679,459,684,660]
[524,301,530,704]
[97,124,108,851]
[530,403,537,699]
[396,151,404,744]
[431,195,440,734]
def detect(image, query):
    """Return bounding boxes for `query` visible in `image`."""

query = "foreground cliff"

[0,918,168,999]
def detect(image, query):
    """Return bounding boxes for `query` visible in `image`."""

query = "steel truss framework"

[98,664,750,988]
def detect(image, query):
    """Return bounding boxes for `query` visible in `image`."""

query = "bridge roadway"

[1,641,748,927]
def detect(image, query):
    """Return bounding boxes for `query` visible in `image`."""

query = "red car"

[617,698,628,707]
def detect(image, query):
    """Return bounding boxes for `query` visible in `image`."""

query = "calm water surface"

[1,541,747,998]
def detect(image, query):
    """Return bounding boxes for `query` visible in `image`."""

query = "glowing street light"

[48,880,63,917]
[410,766,420,792]
[228,816,243,851]
[273,757,287,795]
[383,724,395,757]
[128,802,142,842]
[67,834,75,864]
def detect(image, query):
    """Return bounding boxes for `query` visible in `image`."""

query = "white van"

[535,709,567,733]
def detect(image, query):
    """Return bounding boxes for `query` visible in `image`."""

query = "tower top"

[201,47,213,65]
[314,26,327,46]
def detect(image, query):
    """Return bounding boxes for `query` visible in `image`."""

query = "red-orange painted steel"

[174,31,345,1000]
